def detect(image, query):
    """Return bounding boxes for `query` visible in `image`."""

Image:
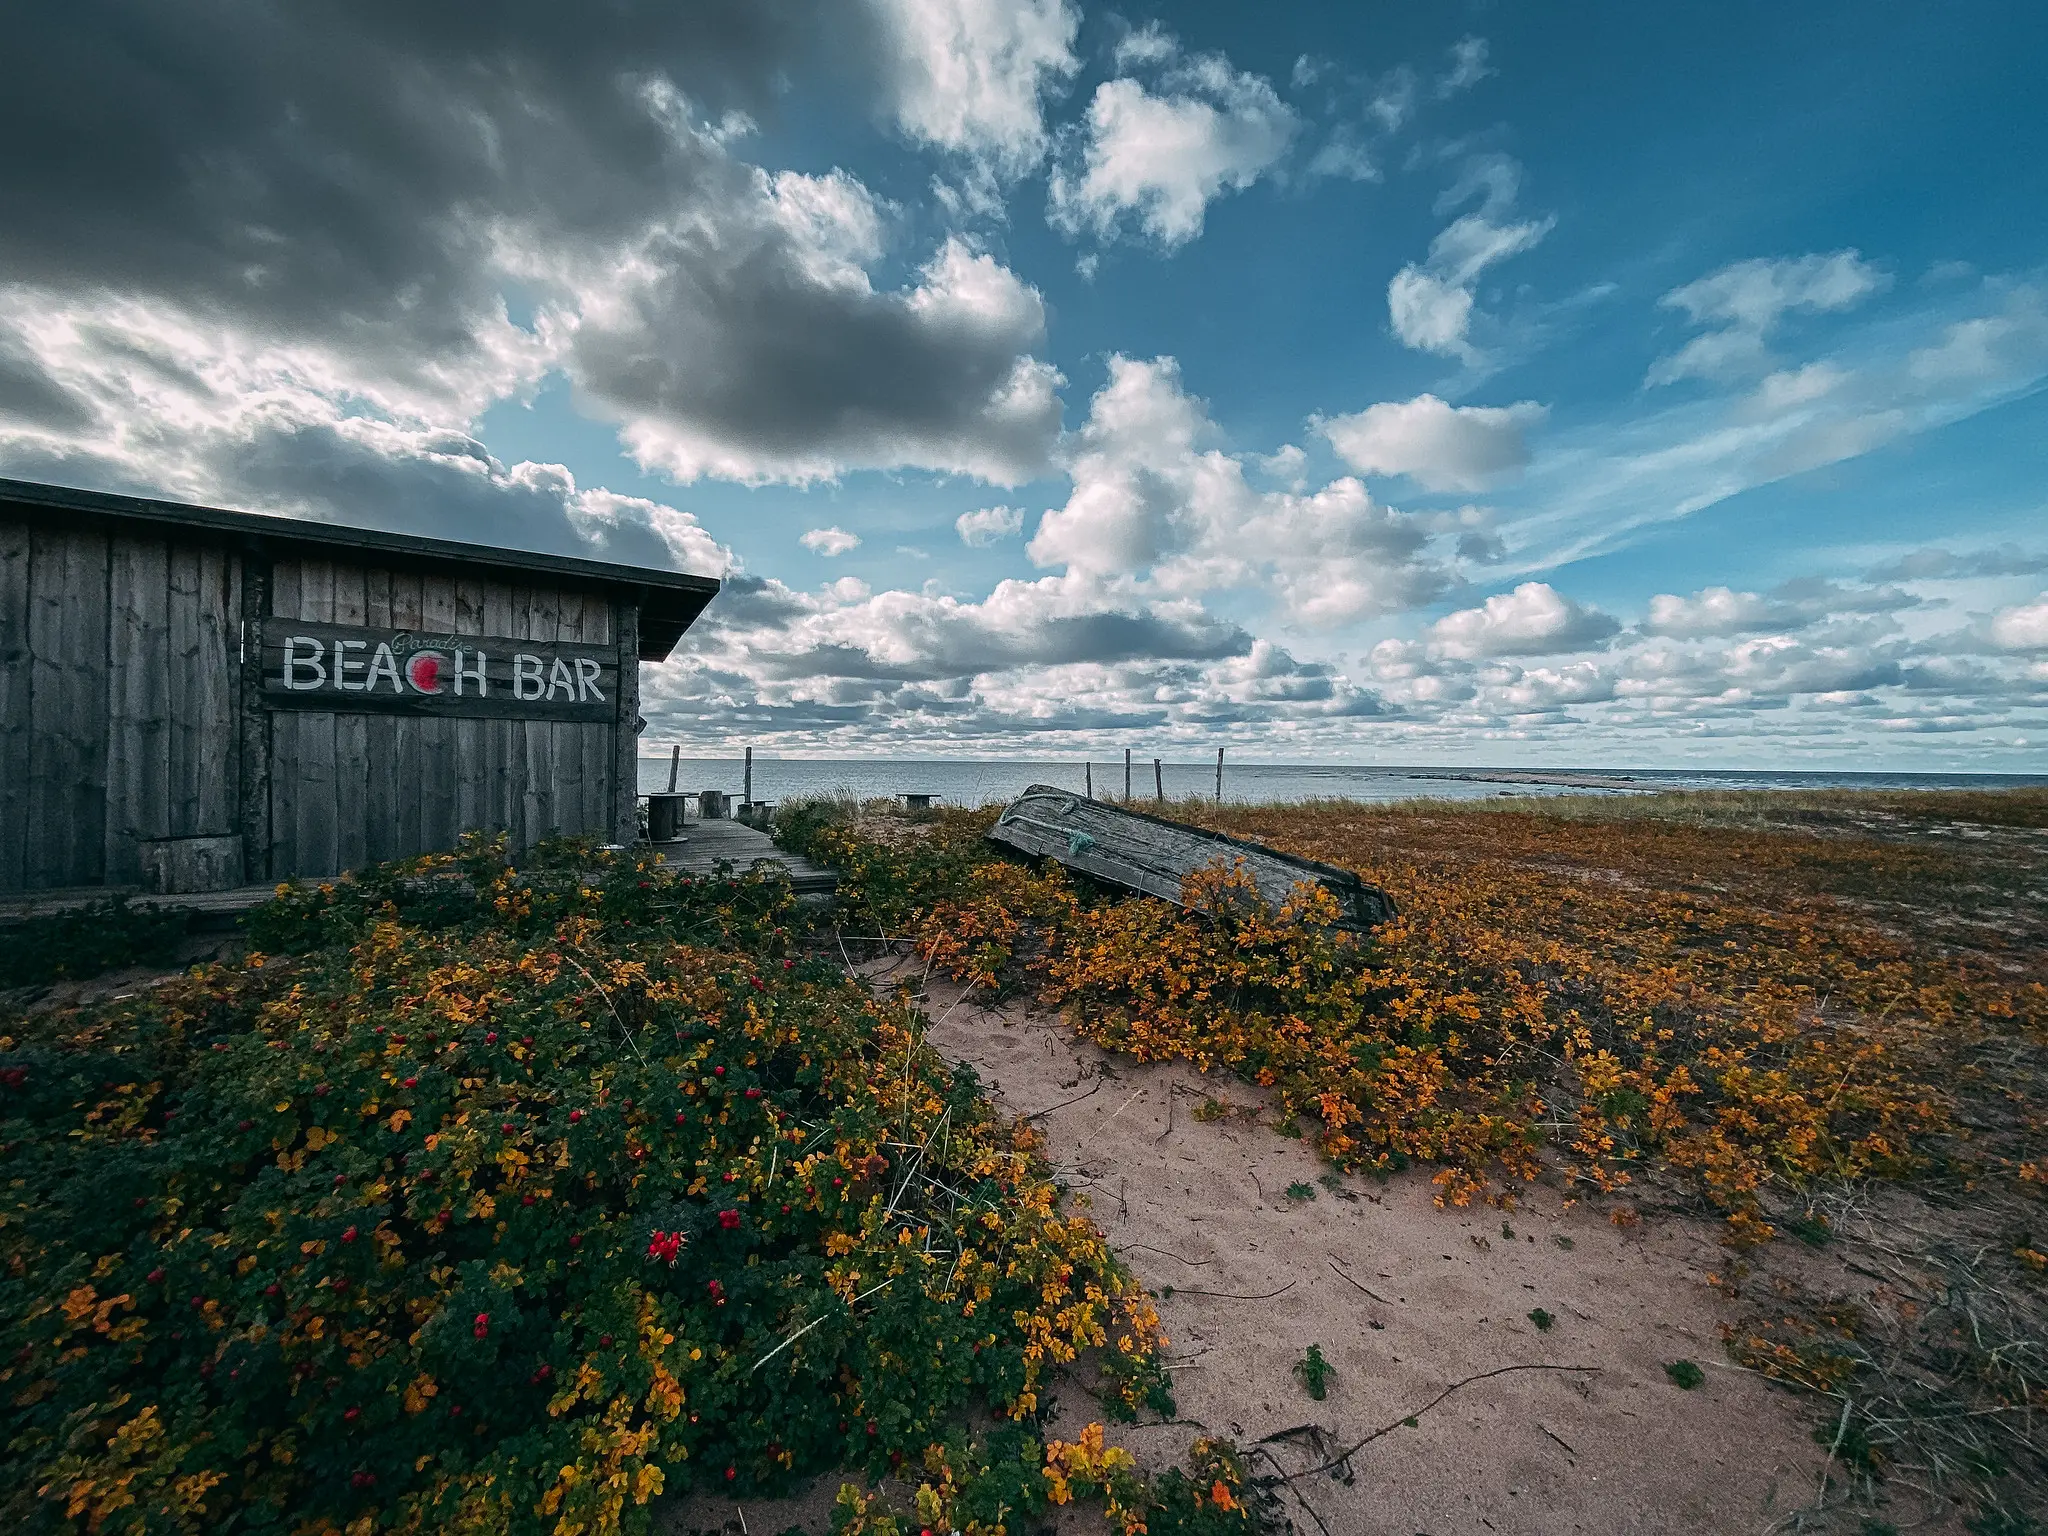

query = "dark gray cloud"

[0,339,91,431]
[3,3,852,356]
[0,0,1060,485]
[1866,544,2048,582]
[725,604,1253,684]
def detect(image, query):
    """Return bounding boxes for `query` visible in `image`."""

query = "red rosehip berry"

[569,1234,582,1248]
[726,1467,737,1481]
[147,1268,164,1283]
[485,1032,497,1043]
[403,1077,417,1089]
[718,1210,741,1230]
[341,1226,357,1242]
[713,1065,725,1076]
[344,1406,360,1421]
[473,1312,489,1338]
[521,1194,534,1205]
[599,1334,612,1347]
[568,1110,582,1123]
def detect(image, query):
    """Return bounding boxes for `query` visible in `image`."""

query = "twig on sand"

[1126,1242,1214,1267]
[1326,1256,1393,1306]
[1540,1424,1579,1458]
[1282,1363,1602,1482]
[1170,1280,1297,1301]
[1025,1073,1105,1120]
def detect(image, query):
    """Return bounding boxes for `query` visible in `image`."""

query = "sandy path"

[668,964,1842,1535]
[919,975,1838,1536]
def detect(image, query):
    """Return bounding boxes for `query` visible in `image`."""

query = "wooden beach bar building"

[0,478,719,898]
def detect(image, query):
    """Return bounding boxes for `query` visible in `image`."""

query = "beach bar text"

[258,620,617,721]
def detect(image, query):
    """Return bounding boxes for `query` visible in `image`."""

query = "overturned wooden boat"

[987,786,1395,929]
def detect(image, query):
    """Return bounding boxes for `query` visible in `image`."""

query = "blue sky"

[4,0,2045,765]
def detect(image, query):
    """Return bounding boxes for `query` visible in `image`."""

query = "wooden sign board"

[257,620,617,722]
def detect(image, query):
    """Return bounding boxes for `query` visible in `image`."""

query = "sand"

[668,963,1857,1536]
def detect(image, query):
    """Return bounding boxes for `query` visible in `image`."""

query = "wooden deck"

[650,819,837,895]
[0,822,836,922]
[0,881,282,925]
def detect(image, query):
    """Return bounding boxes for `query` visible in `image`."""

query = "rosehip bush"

[0,855,1171,1536]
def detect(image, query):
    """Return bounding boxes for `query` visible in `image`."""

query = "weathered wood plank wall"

[102,535,243,885]
[1,522,635,894]
[0,519,36,892]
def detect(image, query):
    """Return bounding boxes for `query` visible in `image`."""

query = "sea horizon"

[636,755,2048,808]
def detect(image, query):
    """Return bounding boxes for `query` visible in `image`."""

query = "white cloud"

[956,504,1025,545]
[1251,442,1309,489]
[1989,592,2048,651]
[1637,580,1915,640]
[1644,586,1798,638]
[1387,269,1475,357]
[1436,36,1493,96]
[1495,277,2048,574]
[1648,250,1888,386]
[1428,582,1620,658]
[1907,283,2048,387]
[1387,155,1552,361]
[1319,393,1545,492]
[1112,20,1177,70]
[872,0,1080,174]
[0,290,730,576]
[1048,56,1298,249]
[801,526,862,556]
[1024,356,1458,627]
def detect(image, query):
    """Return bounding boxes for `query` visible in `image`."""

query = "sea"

[636,757,2048,808]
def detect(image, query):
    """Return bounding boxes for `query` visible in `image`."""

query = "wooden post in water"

[1154,758,1164,803]
[1124,747,1132,802]
[666,744,680,793]
[744,745,753,803]
[1085,761,1093,799]
[1216,746,1224,802]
